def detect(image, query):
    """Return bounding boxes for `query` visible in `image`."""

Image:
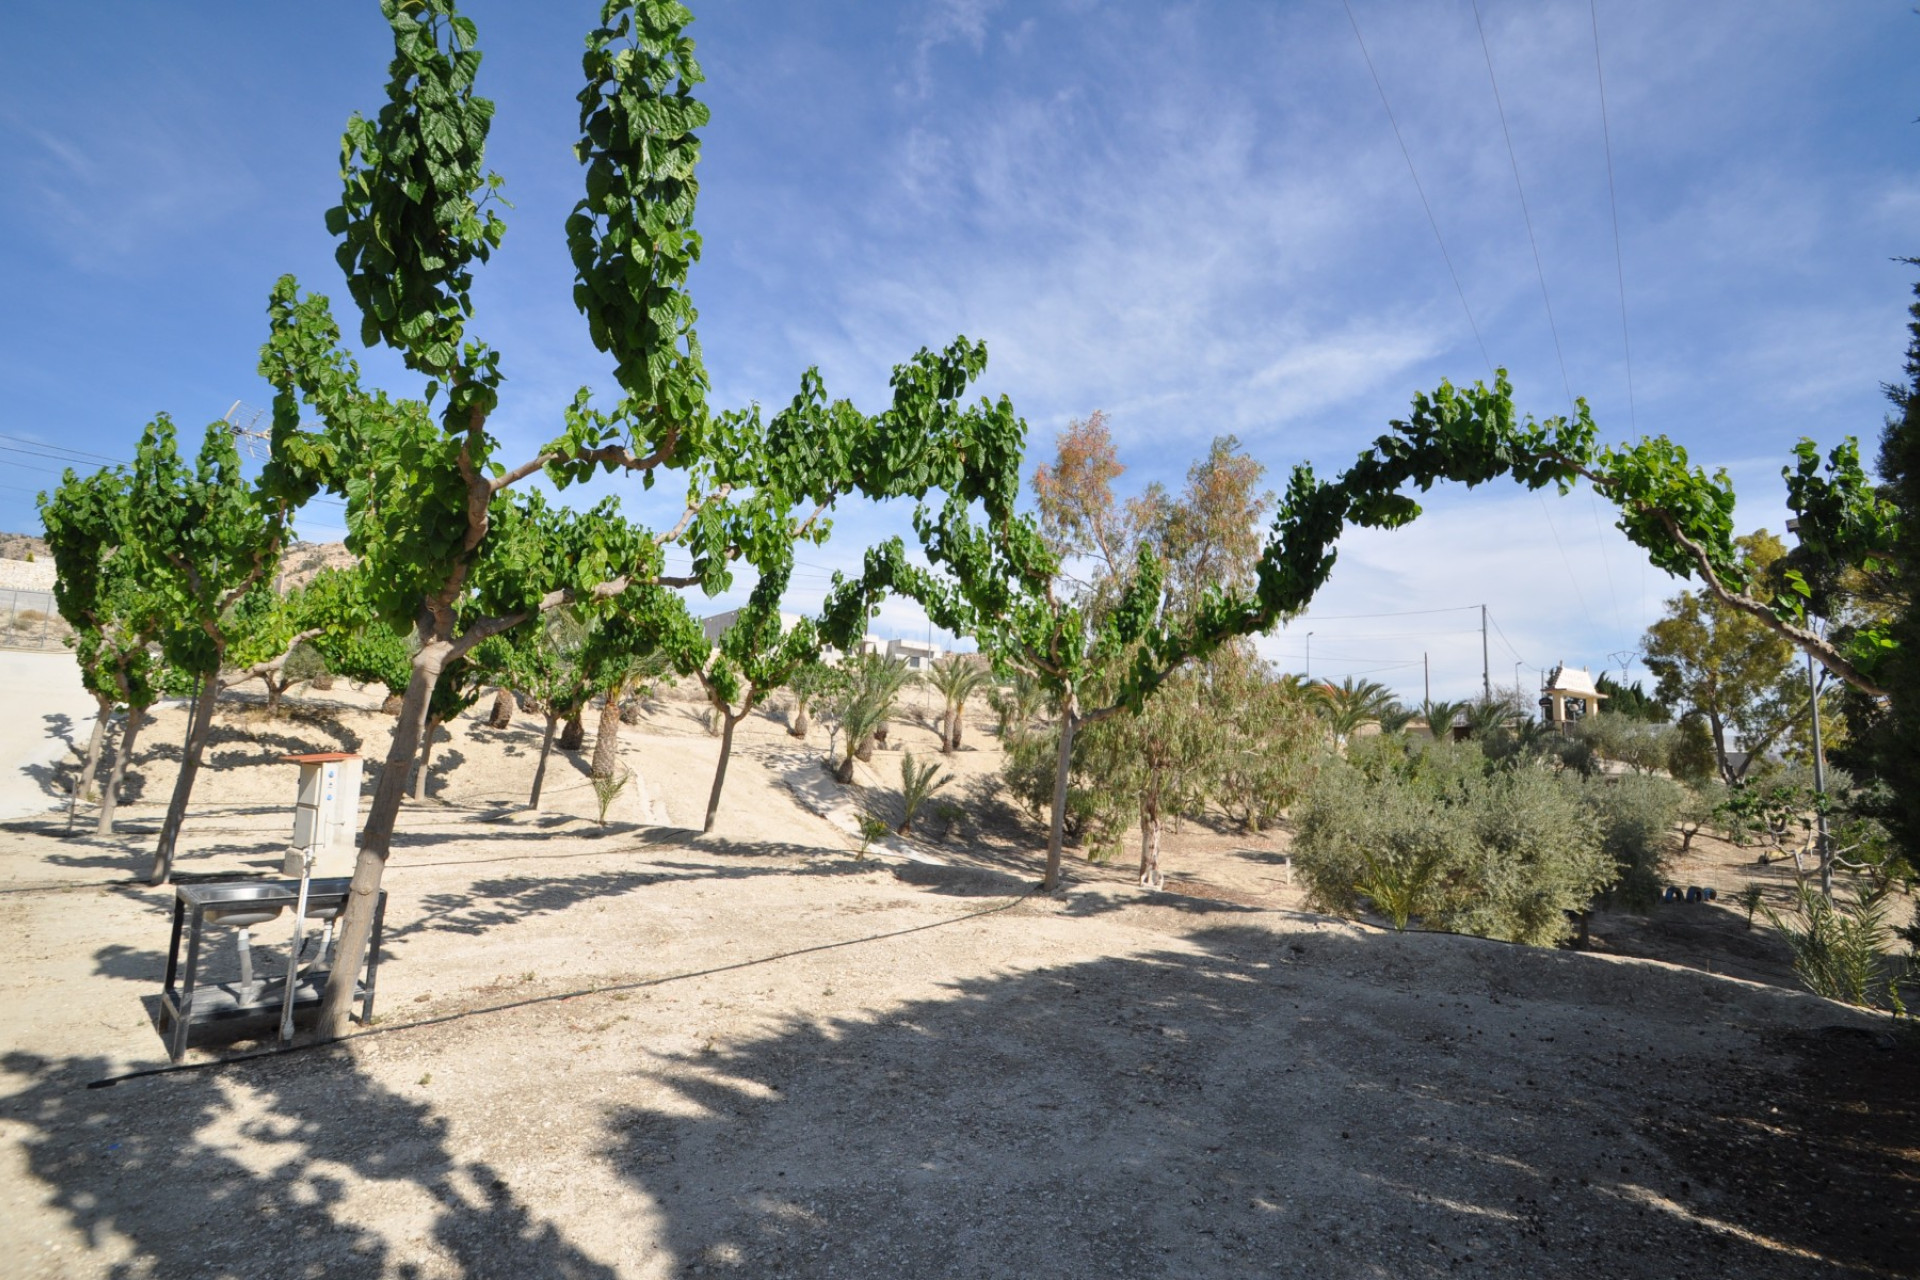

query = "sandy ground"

[0,678,1913,1278]
[0,652,100,822]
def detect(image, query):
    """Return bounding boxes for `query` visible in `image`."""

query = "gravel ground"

[0,686,1912,1278]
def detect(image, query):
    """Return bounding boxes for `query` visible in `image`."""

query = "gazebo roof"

[1543,664,1606,700]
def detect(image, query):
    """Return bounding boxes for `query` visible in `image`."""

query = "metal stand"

[159,878,385,1062]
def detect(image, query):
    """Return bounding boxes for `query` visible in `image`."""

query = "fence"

[0,588,68,652]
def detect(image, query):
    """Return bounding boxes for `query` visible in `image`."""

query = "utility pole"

[1423,652,1430,705]
[1809,650,1832,901]
[1480,604,1491,701]
[1306,632,1313,681]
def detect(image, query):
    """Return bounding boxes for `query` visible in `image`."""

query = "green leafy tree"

[262,2,1011,1036]
[125,417,303,884]
[39,467,155,808]
[1644,532,1800,783]
[494,608,594,809]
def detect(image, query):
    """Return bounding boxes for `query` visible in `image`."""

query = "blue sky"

[1,1,1913,704]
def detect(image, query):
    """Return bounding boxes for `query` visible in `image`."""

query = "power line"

[1485,609,1526,664]
[1290,603,1480,622]
[1342,0,1494,378]
[1470,0,1622,631]
[1469,0,1573,407]
[1588,0,1637,436]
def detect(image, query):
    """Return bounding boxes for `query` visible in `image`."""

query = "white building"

[701,609,801,645]
[886,638,942,673]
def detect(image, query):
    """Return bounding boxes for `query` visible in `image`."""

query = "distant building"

[819,634,882,667]
[701,609,801,645]
[886,638,942,673]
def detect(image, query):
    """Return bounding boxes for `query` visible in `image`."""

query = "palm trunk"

[149,667,220,885]
[704,709,741,833]
[97,707,147,837]
[412,716,443,801]
[529,711,558,810]
[591,685,625,780]
[488,687,516,728]
[790,697,810,738]
[1043,704,1079,891]
[560,711,585,751]
[77,691,113,801]
[317,636,448,1039]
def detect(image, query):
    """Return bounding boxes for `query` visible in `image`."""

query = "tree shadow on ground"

[0,1048,618,1280]
[382,853,885,945]
[596,926,1912,1278]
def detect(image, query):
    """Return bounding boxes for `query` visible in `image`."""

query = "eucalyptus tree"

[262,1,1010,1037]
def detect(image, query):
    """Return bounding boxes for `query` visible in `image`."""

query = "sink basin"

[180,882,292,928]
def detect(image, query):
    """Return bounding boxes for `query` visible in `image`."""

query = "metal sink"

[188,882,290,929]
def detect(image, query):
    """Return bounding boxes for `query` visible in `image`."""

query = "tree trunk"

[704,709,742,833]
[560,712,585,751]
[488,687,516,729]
[834,745,857,785]
[1138,809,1163,889]
[265,674,288,712]
[789,697,810,739]
[77,691,112,801]
[149,668,221,885]
[412,716,443,801]
[529,711,558,810]
[97,707,146,837]
[854,732,875,762]
[591,690,624,780]
[317,637,448,1039]
[1043,705,1079,892]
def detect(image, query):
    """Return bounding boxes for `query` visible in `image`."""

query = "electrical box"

[281,753,362,877]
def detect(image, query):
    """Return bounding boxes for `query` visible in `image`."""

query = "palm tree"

[1420,698,1466,743]
[1464,695,1516,739]
[1376,702,1417,735]
[1311,677,1396,739]
[989,670,1048,739]
[897,748,954,833]
[828,656,912,783]
[927,655,991,753]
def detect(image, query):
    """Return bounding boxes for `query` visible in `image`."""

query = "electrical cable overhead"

[1588,0,1637,437]
[1485,610,1526,664]
[1291,603,1481,622]
[1469,1,1618,632]
[1342,0,1494,378]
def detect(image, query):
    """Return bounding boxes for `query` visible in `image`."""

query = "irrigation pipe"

[85,882,1040,1089]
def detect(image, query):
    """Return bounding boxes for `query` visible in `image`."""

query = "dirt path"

[0,651,99,822]
[0,685,1913,1278]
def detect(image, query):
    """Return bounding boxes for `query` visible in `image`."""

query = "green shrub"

[1294,740,1611,945]
[283,639,330,686]
[1584,773,1682,910]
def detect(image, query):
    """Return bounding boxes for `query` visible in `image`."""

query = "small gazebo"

[1539,663,1607,729]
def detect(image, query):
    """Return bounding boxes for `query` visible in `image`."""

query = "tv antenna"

[222,400,271,461]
